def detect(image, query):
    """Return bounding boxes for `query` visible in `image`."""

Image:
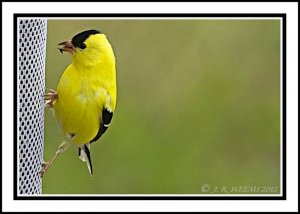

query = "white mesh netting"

[18,19,47,195]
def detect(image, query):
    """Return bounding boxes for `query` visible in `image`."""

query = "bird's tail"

[78,143,93,176]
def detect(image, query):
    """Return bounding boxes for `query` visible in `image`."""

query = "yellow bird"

[41,30,117,176]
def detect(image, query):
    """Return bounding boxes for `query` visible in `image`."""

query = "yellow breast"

[53,61,116,145]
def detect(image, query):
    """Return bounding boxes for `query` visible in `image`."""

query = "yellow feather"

[53,33,116,145]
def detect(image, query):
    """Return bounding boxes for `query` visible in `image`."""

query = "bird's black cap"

[72,29,101,49]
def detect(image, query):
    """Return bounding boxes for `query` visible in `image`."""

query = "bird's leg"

[39,141,70,177]
[44,89,58,108]
[40,152,60,177]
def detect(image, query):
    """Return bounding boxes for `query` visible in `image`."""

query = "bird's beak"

[58,40,74,54]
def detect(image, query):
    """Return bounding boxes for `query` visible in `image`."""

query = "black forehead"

[71,30,101,47]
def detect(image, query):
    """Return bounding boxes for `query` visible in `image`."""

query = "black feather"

[71,29,101,49]
[83,144,93,176]
[102,108,113,126]
[90,108,113,144]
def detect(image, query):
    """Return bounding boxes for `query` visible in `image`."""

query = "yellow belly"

[53,65,108,145]
[54,96,101,145]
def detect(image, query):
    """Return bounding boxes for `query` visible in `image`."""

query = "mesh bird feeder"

[18,18,47,195]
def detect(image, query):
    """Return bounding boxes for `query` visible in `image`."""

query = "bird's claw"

[41,161,48,168]
[39,161,51,177]
[44,89,58,107]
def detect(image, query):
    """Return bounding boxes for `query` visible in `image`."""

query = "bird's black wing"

[90,107,113,144]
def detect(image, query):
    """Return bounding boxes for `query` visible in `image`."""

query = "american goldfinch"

[41,29,117,176]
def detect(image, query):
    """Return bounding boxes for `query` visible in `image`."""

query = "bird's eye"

[79,43,86,49]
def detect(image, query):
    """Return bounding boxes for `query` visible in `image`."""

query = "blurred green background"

[43,19,280,194]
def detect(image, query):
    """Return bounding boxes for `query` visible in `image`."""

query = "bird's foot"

[38,142,69,177]
[39,161,50,177]
[44,89,58,107]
